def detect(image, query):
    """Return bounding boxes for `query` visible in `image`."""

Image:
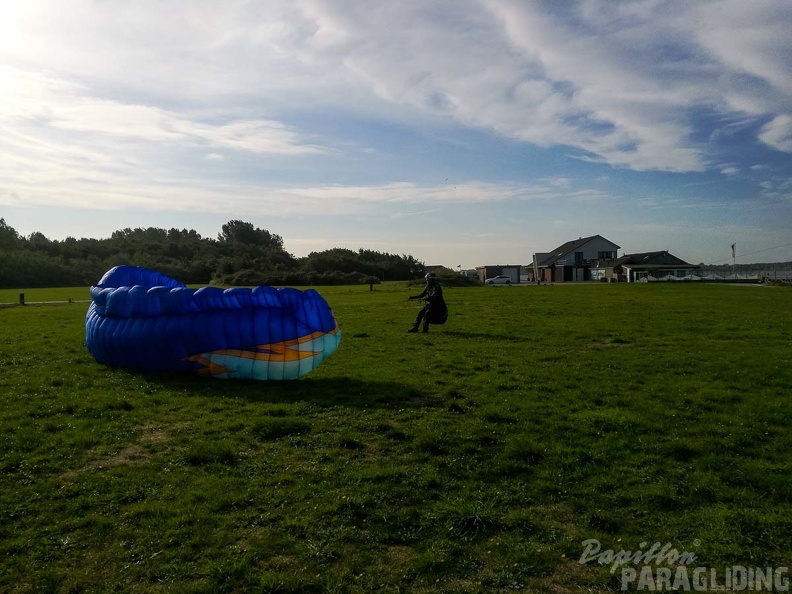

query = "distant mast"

[731,243,736,278]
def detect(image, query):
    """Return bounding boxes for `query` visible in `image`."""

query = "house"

[533,235,620,282]
[592,251,700,283]
[475,265,521,283]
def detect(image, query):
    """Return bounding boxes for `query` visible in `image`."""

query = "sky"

[1,0,791,267]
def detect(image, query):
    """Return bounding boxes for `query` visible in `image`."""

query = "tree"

[26,231,52,251]
[303,248,362,274]
[217,220,283,250]
[0,218,21,250]
[0,218,423,287]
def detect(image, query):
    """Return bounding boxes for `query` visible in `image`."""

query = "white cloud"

[757,176,792,203]
[481,1,717,171]
[0,146,610,218]
[2,1,790,175]
[758,115,792,153]
[317,0,790,173]
[0,66,325,157]
[692,0,792,101]
[251,0,791,173]
[1,64,620,221]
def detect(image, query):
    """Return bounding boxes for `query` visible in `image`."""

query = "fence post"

[19,293,24,305]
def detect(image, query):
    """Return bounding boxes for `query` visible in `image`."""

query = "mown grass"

[0,282,790,593]
[0,286,91,304]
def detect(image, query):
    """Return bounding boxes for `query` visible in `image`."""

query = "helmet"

[425,272,436,280]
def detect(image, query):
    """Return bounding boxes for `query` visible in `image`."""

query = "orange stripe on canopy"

[184,326,338,375]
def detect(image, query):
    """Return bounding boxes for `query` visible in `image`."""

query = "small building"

[476,265,521,283]
[519,266,535,282]
[534,235,620,282]
[593,251,700,283]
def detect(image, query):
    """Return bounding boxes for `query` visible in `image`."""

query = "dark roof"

[615,251,695,267]
[537,235,621,267]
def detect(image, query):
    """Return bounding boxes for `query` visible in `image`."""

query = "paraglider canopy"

[85,266,340,380]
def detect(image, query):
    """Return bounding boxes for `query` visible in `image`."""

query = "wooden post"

[19,293,24,305]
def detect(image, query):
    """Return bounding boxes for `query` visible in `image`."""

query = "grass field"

[0,282,790,593]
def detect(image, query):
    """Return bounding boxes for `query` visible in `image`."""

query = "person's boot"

[422,324,429,333]
[407,325,419,333]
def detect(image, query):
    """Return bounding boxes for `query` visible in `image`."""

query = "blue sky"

[1,0,791,267]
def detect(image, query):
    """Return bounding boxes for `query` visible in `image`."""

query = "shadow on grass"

[442,330,534,343]
[125,370,439,409]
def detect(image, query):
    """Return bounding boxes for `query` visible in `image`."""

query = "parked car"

[485,275,512,284]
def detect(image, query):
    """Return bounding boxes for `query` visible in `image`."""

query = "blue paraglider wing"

[85,266,340,380]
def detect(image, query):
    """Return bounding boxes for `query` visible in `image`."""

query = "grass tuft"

[251,417,311,440]
[183,441,239,466]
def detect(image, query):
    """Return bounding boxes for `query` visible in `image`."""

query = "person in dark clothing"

[407,272,448,333]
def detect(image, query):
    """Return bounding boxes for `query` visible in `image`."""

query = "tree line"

[0,218,425,288]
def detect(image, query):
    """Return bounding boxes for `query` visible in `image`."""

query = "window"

[575,251,583,265]
[598,251,616,259]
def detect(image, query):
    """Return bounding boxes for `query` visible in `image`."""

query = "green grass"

[1,282,790,593]
[0,286,91,304]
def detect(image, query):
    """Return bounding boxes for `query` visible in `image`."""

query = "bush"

[213,269,381,287]
[437,273,482,287]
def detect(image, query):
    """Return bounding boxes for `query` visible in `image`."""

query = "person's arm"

[408,285,429,300]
